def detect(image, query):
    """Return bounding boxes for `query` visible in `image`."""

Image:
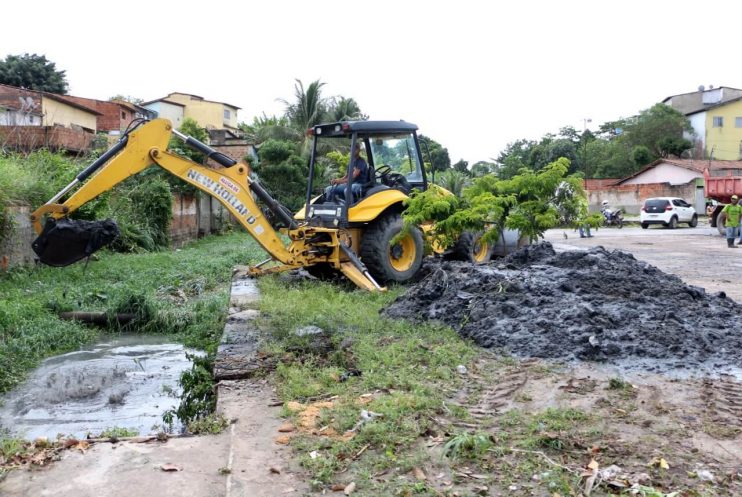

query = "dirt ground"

[2,223,740,496]
[542,222,742,301]
[379,223,741,495]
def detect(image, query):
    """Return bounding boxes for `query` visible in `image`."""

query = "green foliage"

[279,79,328,137]
[166,353,216,427]
[470,160,495,177]
[443,432,494,460]
[404,158,585,247]
[0,53,68,93]
[495,104,693,180]
[419,135,451,175]
[96,426,139,438]
[452,159,469,174]
[434,169,469,196]
[632,145,653,167]
[187,413,230,435]
[252,139,308,211]
[0,231,256,397]
[106,176,173,251]
[327,96,367,121]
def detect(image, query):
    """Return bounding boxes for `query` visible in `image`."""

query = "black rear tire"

[449,231,492,264]
[361,213,423,283]
[669,216,678,229]
[689,214,698,228]
[641,223,648,229]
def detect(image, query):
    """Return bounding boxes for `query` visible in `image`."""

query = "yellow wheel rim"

[389,233,416,272]
[472,239,490,263]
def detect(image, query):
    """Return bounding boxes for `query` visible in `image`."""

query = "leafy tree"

[0,53,68,93]
[618,104,692,158]
[452,159,469,175]
[403,157,587,248]
[252,139,309,211]
[419,135,451,177]
[470,161,495,177]
[495,139,535,179]
[631,145,653,167]
[168,118,208,164]
[657,136,692,158]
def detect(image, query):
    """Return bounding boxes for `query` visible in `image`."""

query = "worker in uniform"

[721,195,742,248]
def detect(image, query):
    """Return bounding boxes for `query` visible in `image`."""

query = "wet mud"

[384,243,742,375]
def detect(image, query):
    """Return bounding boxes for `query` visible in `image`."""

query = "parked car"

[640,197,697,229]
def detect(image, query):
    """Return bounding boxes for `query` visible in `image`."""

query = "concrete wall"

[0,203,37,269]
[705,99,742,160]
[42,98,97,131]
[587,181,700,215]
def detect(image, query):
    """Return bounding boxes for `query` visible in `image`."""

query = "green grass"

[0,231,266,394]
[257,276,477,485]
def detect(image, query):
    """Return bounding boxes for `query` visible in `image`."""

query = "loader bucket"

[32,218,120,267]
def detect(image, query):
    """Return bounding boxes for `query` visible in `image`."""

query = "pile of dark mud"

[384,243,742,374]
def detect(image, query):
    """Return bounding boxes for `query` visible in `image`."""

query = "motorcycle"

[602,208,624,228]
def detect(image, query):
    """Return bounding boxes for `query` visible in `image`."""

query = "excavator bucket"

[32,218,120,267]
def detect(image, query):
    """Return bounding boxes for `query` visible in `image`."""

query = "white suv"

[640,197,697,229]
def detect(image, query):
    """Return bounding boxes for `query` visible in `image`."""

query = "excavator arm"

[30,119,383,291]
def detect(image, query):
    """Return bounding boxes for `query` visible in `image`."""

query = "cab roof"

[311,120,418,137]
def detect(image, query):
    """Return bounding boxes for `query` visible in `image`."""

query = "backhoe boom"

[30,119,384,290]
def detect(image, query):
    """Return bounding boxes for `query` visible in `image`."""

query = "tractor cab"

[298,120,427,228]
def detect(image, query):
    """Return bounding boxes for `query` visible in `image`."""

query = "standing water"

[0,334,200,440]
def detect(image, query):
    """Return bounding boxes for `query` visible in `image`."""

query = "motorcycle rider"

[600,200,612,217]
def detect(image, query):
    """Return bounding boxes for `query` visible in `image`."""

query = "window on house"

[736,117,742,127]
[713,116,724,127]
[121,111,127,119]
[224,109,231,120]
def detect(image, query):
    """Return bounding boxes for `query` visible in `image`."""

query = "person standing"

[721,195,742,248]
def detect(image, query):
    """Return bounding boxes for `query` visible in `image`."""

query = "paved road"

[542,222,742,302]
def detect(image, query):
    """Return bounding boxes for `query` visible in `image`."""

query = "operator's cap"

[733,195,739,200]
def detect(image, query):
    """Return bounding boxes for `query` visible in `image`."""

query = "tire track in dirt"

[701,376,742,437]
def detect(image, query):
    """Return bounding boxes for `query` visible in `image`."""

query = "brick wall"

[0,125,94,152]
[207,144,254,168]
[587,181,697,214]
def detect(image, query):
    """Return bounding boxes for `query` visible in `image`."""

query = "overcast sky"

[2,1,739,165]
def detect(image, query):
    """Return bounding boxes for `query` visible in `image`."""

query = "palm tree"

[279,79,328,133]
[327,96,367,122]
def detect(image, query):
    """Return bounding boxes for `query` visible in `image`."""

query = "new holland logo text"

[187,169,256,224]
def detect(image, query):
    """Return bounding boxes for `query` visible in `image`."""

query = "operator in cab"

[325,142,369,202]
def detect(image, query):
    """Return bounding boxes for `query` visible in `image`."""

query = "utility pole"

[582,118,592,186]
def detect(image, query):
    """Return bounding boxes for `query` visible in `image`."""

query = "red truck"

[704,168,742,234]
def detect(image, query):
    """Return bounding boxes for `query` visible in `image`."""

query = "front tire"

[361,213,423,283]
[689,214,698,228]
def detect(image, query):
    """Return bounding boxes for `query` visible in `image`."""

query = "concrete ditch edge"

[214,269,264,382]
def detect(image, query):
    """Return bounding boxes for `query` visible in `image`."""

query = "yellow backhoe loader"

[30,118,491,291]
